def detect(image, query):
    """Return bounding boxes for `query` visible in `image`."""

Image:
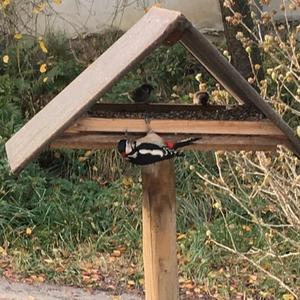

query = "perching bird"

[193,83,209,106]
[128,83,154,103]
[117,132,201,165]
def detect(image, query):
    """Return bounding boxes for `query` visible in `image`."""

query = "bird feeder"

[5,8,300,300]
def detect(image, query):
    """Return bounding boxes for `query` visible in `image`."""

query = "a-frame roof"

[5,7,300,173]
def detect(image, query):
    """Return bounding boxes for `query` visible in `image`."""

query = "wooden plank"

[180,25,300,157]
[65,118,284,136]
[50,134,289,151]
[5,8,188,173]
[142,160,179,300]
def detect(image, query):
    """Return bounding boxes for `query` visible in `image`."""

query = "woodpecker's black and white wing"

[126,142,181,165]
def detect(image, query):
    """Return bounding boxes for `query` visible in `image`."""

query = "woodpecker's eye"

[117,139,127,154]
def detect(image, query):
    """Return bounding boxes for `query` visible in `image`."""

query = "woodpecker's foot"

[124,129,129,138]
[144,115,153,132]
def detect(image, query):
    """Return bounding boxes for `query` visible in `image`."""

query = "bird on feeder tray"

[193,83,209,106]
[117,132,201,165]
[128,83,154,103]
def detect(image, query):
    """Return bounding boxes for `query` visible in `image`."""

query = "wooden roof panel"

[5,7,300,174]
[5,8,186,173]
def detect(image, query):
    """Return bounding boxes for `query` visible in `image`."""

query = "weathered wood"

[142,160,178,300]
[180,25,300,157]
[65,118,284,136]
[5,8,188,173]
[51,133,288,151]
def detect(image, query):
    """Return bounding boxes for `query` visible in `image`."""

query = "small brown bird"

[193,91,209,106]
[129,83,154,103]
[193,83,209,106]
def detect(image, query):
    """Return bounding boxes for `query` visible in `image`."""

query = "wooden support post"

[142,160,179,300]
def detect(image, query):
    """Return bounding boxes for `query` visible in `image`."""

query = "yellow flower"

[39,63,47,73]
[14,32,22,40]
[39,40,48,53]
[2,55,9,64]
[2,0,10,8]
[54,0,62,4]
[33,2,47,14]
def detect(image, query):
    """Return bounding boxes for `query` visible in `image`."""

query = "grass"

[0,29,299,299]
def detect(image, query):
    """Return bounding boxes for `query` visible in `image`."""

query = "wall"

[18,0,300,37]
[23,0,223,37]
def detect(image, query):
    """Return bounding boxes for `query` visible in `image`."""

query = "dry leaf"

[39,63,47,73]
[14,32,22,40]
[2,55,9,64]
[39,40,48,53]
[297,126,300,138]
[111,250,121,257]
[2,0,10,8]
[282,294,295,300]
[127,280,135,286]
[26,227,32,236]
[177,233,187,241]
[248,274,257,284]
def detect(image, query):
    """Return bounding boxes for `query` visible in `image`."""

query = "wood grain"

[65,118,284,136]
[5,8,187,173]
[180,25,300,157]
[142,160,178,300]
[51,133,288,152]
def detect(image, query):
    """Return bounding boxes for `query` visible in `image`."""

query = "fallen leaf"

[127,280,135,286]
[111,250,121,257]
[177,233,187,241]
[242,225,252,232]
[282,294,294,300]
[26,227,32,236]
[39,40,48,53]
[297,126,300,138]
[213,202,222,209]
[39,63,47,73]
[2,55,9,64]
[248,274,257,284]
[14,32,22,40]
[2,0,10,8]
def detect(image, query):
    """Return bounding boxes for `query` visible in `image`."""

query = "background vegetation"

[0,1,300,299]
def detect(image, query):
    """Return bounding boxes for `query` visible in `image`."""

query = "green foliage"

[0,26,299,298]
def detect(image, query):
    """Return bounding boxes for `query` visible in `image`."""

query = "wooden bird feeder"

[5,7,300,300]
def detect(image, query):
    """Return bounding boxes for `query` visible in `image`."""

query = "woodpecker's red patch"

[165,141,174,149]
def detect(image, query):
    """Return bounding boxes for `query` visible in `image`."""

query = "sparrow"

[193,82,209,106]
[193,91,210,106]
[128,83,154,103]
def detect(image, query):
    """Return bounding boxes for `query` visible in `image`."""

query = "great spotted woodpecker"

[117,132,200,165]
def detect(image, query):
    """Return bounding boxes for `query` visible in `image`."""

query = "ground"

[0,278,141,300]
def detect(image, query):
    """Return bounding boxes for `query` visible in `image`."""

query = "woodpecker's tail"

[173,137,201,150]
